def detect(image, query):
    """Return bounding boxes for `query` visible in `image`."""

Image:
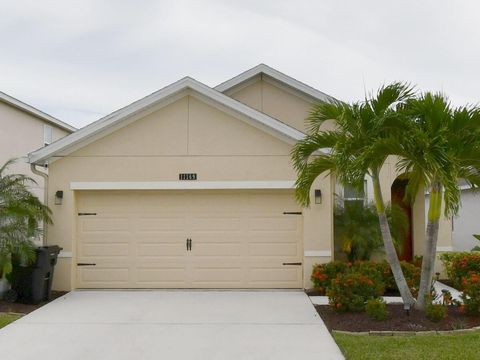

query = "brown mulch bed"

[316,304,480,332]
[0,291,67,314]
[306,288,402,297]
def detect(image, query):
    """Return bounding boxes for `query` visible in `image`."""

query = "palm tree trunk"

[416,181,442,310]
[372,171,416,306]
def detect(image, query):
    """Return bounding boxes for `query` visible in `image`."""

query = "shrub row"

[440,252,480,316]
[311,260,420,297]
[440,252,480,289]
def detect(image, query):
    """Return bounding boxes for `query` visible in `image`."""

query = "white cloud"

[1,0,479,128]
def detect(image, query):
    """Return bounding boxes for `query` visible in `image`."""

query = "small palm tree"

[393,93,480,309]
[292,83,417,306]
[334,200,408,262]
[0,159,52,279]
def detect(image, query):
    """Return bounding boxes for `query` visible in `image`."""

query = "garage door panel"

[78,268,130,287]
[137,242,186,256]
[248,243,299,256]
[249,268,300,283]
[136,216,187,232]
[248,217,299,231]
[76,190,302,289]
[81,243,130,257]
[135,268,187,285]
[191,269,244,286]
[193,243,243,256]
[79,217,131,232]
[246,233,301,243]
[77,234,132,244]
[190,217,243,231]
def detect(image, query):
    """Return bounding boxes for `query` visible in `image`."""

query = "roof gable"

[0,91,76,132]
[28,77,305,165]
[215,64,336,103]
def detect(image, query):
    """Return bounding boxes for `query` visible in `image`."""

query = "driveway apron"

[0,290,344,360]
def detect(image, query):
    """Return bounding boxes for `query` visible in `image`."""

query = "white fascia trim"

[28,77,306,165]
[425,184,477,195]
[459,184,479,191]
[436,246,453,252]
[70,181,296,191]
[215,64,336,103]
[0,91,76,132]
[304,250,332,257]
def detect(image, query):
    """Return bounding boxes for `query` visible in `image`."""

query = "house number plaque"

[179,173,197,180]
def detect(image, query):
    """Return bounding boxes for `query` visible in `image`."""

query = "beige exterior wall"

[226,76,319,134]
[0,101,70,201]
[47,95,333,290]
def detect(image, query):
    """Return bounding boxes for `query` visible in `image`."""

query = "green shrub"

[311,260,420,297]
[372,261,420,297]
[365,298,388,321]
[426,303,447,322]
[327,272,384,313]
[311,261,349,294]
[440,252,480,289]
[461,272,480,316]
[412,255,423,268]
[352,261,384,282]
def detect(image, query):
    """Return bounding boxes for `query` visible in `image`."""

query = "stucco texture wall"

[47,94,333,290]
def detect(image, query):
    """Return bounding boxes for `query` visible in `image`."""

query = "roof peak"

[28,76,305,165]
[215,63,336,103]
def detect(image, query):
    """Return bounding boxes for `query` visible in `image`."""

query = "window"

[44,125,53,146]
[343,180,367,205]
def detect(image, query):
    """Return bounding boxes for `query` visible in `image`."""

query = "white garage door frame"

[70,180,296,191]
[71,181,304,289]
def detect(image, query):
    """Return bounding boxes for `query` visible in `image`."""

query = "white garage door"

[75,190,303,288]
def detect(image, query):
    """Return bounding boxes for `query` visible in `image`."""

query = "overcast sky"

[1,0,479,128]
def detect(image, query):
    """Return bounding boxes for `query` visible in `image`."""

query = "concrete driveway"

[0,290,344,360]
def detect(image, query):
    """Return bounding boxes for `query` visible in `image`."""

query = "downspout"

[30,163,48,246]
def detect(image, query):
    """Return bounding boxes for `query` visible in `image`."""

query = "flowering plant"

[327,272,384,313]
[461,272,480,316]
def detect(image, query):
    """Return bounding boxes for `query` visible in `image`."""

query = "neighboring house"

[445,181,479,251]
[0,91,75,205]
[27,64,452,291]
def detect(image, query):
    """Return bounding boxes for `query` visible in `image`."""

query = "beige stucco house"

[27,65,452,291]
[0,91,75,204]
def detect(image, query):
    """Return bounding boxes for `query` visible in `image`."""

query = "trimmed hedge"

[311,260,420,297]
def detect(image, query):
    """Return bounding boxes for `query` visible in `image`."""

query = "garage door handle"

[77,263,96,266]
[186,238,192,251]
[282,262,302,266]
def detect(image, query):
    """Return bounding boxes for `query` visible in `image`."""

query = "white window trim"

[342,180,368,204]
[70,181,296,191]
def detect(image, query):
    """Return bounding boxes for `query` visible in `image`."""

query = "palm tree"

[291,83,417,306]
[0,159,52,279]
[393,93,480,309]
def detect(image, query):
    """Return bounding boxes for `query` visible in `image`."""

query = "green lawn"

[333,331,480,360]
[0,313,22,329]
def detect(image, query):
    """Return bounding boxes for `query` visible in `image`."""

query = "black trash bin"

[9,245,62,304]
